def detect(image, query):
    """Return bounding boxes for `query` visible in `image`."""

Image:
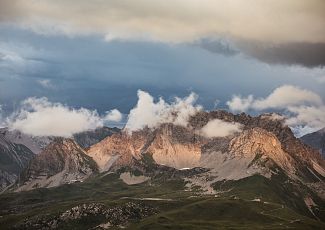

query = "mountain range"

[301,127,325,159]
[0,111,324,229]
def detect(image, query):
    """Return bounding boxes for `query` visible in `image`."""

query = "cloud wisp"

[227,85,322,112]
[6,97,122,137]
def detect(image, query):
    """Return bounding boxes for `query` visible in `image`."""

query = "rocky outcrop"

[87,124,207,171]
[228,128,296,175]
[14,202,157,230]
[146,124,205,169]
[16,138,98,191]
[87,130,148,171]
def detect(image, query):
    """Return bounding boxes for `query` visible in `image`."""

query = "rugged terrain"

[0,111,324,229]
[0,127,118,192]
[15,138,98,191]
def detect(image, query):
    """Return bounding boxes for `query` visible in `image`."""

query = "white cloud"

[199,119,242,138]
[226,95,253,113]
[104,109,123,122]
[227,85,325,136]
[227,85,322,112]
[7,97,121,137]
[285,105,325,136]
[252,85,322,110]
[125,90,202,132]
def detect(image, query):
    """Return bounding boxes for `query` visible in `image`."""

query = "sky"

[0,0,324,136]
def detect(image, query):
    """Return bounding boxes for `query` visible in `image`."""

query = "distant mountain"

[0,126,120,154]
[0,128,52,154]
[0,131,34,191]
[301,128,325,159]
[73,126,120,148]
[16,138,98,191]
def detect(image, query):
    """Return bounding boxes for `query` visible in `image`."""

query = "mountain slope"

[16,138,98,191]
[301,127,325,159]
[87,124,207,171]
[0,132,34,191]
[87,111,324,183]
[85,111,325,208]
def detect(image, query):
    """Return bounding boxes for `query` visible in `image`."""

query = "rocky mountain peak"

[16,138,98,191]
[85,110,325,188]
[228,127,295,174]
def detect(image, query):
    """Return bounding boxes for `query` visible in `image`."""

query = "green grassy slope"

[0,172,324,229]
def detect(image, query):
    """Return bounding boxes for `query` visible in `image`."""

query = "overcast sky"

[0,0,324,135]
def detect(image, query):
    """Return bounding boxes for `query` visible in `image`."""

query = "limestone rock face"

[16,138,98,191]
[87,130,147,172]
[228,128,295,174]
[87,124,206,170]
[146,124,204,169]
[85,110,324,191]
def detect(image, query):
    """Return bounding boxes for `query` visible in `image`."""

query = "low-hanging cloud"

[6,97,122,137]
[200,119,242,138]
[227,85,322,112]
[104,109,123,123]
[227,85,325,136]
[237,41,325,68]
[125,90,202,132]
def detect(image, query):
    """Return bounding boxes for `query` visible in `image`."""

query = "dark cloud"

[238,42,325,68]
[198,39,325,68]
[193,39,239,57]
[0,26,324,116]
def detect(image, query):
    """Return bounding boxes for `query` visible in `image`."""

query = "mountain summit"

[16,138,98,191]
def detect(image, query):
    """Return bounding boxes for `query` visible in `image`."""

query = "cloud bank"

[6,97,122,137]
[125,90,202,132]
[227,85,322,112]
[2,0,324,44]
[1,1,325,67]
[227,85,325,136]
[200,119,242,138]
[1,86,324,138]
